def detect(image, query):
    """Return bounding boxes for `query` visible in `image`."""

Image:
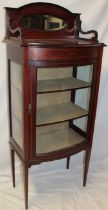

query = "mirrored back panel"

[20,15,67,31]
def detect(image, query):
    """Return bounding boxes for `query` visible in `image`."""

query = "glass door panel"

[35,65,93,155]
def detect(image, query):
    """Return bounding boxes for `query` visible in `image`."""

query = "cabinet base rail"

[10,142,91,209]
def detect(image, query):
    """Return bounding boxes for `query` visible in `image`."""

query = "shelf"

[37,102,88,126]
[36,127,84,154]
[37,77,90,93]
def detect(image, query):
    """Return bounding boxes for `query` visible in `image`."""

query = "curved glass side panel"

[10,61,24,150]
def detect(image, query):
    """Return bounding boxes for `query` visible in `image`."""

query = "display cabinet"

[5,3,105,209]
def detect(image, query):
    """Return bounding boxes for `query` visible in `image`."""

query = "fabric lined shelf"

[36,102,88,126]
[36,127,84,154]
[37,77,90,93]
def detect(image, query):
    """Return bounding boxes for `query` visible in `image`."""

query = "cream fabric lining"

[36,127,84,154]
[37,102,87,125]
[37,77,90,93]
[10,62,23,149]
[12,116,23,149]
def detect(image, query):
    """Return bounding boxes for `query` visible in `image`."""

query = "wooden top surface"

[6,37,105,47]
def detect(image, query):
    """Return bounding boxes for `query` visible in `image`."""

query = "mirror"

[20,14,67,31]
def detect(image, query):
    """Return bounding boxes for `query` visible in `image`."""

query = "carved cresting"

[8,17,98,41]
[6,2,98,41]
[73,15,98,41]
[9,18,23,40]
[78,20,98,41]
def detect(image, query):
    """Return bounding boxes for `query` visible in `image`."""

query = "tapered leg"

[83,148,92,187]
[10,148,15,187]
[66,157,70,169]
[23,163,28,209]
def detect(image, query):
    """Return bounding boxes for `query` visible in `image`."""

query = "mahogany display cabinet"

[5,3,105,209]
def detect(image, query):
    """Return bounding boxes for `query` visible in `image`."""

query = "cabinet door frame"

[28,49,103,163]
